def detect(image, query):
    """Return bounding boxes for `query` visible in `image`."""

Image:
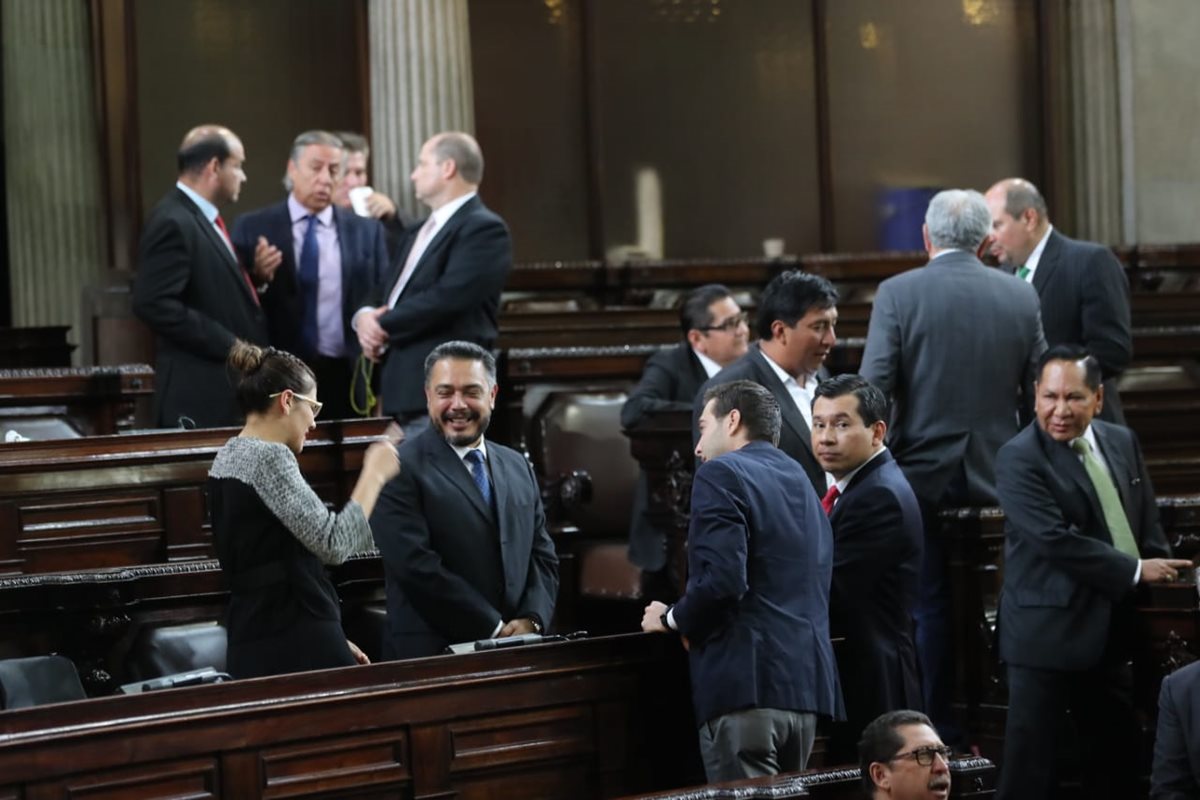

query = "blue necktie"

[298,214,319,358]
[464,449,492,508]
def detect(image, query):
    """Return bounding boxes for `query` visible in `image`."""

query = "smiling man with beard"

[369,341,559,659]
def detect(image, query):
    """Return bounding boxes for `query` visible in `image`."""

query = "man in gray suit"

[860,188,1047,744]
[369,341,559,659]
[985,177,1132,424]
[694,271,839,498]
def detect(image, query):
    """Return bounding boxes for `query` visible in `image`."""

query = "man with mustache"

[859,710,952,800]
[369,340,559,659]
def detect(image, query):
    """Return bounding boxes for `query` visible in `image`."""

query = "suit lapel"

[842,449,891,496]
[1093,422,1135,515]
[177,190,256,305]
[1043,429,1107,531]
[397,197,477,299]
[425,432,494,522]
[275,202,298,277]
[489,444,520,585]
[332,207,355,306]
[750,345,814,453]
[1031,230,1062,297]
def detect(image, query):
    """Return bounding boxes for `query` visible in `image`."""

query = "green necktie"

[1016,265,1030,280]
[1071,438,1139,558]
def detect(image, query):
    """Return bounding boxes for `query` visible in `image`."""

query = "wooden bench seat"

[0,364,153,437]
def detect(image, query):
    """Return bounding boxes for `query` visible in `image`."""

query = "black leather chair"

[124,621,228,682]
[0,655,87,709]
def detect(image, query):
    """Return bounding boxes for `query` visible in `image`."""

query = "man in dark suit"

[996,344,1186,800]
[622,283,748,596]
[986,178,1132,424]
[133,125,268,429]
[811,375,923,764]
[643,380,842,783]
[370,341,558,660]
[354,132,511,436]
[231,130,389,420]
[694,271,839,497]
[1152,660,1200,799]
[860,188,1047,744]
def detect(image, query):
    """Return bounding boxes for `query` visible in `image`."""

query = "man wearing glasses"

[621,283,748,598]
[859,710,952,800]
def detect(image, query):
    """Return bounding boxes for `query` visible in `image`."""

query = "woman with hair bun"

[208,341,401,678]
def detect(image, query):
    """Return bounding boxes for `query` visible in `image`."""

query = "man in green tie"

[993,344,1189,800]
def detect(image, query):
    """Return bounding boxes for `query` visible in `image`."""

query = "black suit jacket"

[621,343,709,571]
[1032,230,1132,424]
[996,419,1170,671]
[673,441,843,725]
[371,196,511,416]
[369,427,559,659]
[230,200,389,359]
[694,343,828,496]
[133,187,268,428]
[1151,660,1200,799]
[828,449,924,735]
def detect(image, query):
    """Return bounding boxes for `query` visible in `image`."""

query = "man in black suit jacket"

[622,284,748,594]
[811,375,923,764]
[354,132,511,433]
[370,341,558,660]
[134,125,268,428]
[986,178,1132,423]
[694,271,839,497]
[231,130,389,420]
[996,344,1186,800]
[1152,660,1200,799]
[643,380,842,783]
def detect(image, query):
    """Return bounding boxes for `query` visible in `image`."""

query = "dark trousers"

[998,661,1139,800]
[914,496,961,748]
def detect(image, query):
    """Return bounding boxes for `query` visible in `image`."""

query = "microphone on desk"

[474,633,546,650]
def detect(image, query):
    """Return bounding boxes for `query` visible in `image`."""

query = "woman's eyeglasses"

[269,390,323,418]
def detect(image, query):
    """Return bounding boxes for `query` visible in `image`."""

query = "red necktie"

[215,215,260,307]
[821,485,840,515]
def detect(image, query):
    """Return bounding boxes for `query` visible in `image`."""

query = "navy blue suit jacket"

[672,441,843,726]
[828,449,924,731]
[230,200,389,358]
[371,196,511,416]
[1152,660,1200,799]
[997,419,1171,671]
[369,427,558,659]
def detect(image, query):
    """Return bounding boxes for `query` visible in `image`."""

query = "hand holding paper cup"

[349,186,374,217]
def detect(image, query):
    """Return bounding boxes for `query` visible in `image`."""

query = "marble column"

[1044,0,1126,244]
[368,0,475,220]
[2,0,108,355]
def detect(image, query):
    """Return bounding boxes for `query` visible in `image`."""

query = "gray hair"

[283,130,344,192]
[925,189,992,251]
[430,132,484,185]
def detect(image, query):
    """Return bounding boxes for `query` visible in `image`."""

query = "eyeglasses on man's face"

[269,390,323,418]
[888,745,953,767]
[701,311,749,333]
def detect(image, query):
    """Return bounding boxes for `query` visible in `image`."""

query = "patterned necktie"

[298,214,320,358]
[214,215,259,307]
[1070,438,1139,558]
[1016,265,1030,281]
[464,449,492,508]
[821,485,840,515]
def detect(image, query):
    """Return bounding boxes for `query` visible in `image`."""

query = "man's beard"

[436,408,491,447]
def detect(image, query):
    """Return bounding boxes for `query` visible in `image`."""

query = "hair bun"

[227,340,265,375]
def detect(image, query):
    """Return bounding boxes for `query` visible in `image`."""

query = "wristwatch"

[660,605,674,632]
[527,616,543,634]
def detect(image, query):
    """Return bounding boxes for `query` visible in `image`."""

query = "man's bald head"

[984,177,1051,268]
[176,124,246,205]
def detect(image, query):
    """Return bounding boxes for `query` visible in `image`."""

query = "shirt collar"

[450,439,488,462]
[1070,423,1099,456]
[176,181,218,222]
[761,346,818,390]
[834,446,888,493]
[692,348,723,379]
[1023,224,1054,275]
[288,194,334,226]
[430,191,477,230]
[929,248,964,262]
